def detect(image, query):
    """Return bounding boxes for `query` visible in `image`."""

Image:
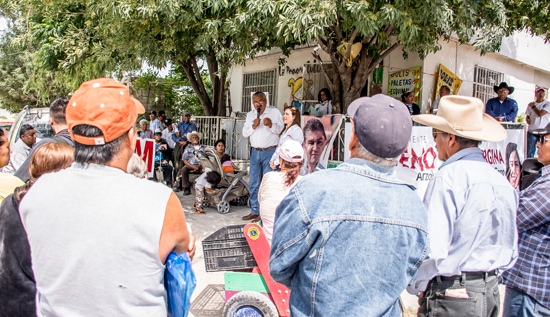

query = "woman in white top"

[269,106,303,170]
[312,88,332,117]
[259,140,304,244]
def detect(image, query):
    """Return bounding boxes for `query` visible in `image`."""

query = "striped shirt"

[407,147,519,294]
[502,165,550,309]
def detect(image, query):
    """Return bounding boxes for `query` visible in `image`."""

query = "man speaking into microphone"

[242,92,284,222]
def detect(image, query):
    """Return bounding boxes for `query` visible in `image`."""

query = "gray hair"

[139,119,148,126]
[253,91,266,100]
[357,142,400,167]
[127,153,148,179]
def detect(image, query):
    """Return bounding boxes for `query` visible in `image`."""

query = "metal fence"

[193,116,251,160]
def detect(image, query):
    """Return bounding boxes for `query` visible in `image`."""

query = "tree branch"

[384,25,395,38]
[334,22,343,44]
[311,50,334,92]
[367,42,400,74]
[176,58,212,115]
[191,55,212,106]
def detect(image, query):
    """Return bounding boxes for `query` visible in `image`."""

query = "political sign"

[344,125,525,198]
[135,137,155,178]
[388,66,422,104]
[434,64,463,98]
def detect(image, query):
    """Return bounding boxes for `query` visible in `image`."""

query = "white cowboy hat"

[186,131,202,140]
[413,95,506,142]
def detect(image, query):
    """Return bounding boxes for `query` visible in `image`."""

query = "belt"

[431,271,497,283]
[252,145,276,151]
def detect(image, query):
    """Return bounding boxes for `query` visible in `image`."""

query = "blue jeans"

[249,148,275,215]
[503,287,550,317]
[527,132,538,158]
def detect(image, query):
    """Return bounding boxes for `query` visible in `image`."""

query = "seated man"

[153,129,173,187]
[180,131,207,195]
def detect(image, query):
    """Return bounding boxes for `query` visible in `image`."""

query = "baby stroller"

[195,147,250,214]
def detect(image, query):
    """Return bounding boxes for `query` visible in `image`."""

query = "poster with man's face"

[301,115,343,175]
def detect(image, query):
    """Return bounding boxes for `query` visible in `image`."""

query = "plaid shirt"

[502,165,550,309]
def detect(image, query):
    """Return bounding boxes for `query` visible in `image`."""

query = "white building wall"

[421,37,550,116]
[229,47,331,114]
[229,32,550,117]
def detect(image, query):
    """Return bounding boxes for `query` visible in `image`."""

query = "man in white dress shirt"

[242,92,283,221]
[408,96,518,317]
[149,110,160,132]
[2,124,36,174]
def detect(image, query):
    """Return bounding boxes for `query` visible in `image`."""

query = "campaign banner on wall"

[388,66,422,103]
[135,137,155,178]
[344,125,525,198]
[434,64,463,98]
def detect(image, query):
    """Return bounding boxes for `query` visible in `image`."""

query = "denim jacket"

[270,158,429,317]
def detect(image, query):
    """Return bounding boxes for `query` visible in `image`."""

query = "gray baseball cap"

[347,94,412,158]
[182,110,191,116]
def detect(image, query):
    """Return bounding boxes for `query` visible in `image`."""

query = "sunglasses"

[538,135,550,144]
[432,129,444,140]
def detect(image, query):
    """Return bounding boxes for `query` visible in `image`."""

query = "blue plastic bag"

[165,252,197,317]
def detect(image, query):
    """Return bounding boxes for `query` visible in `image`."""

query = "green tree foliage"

[247,0,548,112]
[0,21,71,112]
[133,65,210,118]
[1,0,286,116]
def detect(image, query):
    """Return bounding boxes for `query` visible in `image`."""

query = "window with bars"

[473,66,504,104]
[241,70,277,112]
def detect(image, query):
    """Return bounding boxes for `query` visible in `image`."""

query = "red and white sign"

[135,137,155,178]
[345,124,525,197]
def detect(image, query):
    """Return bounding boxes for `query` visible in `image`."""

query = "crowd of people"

[0,76,548,317]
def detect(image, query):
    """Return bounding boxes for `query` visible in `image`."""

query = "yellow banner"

[434,64,462,99]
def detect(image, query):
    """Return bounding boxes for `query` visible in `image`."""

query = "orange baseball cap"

[67,78,145,145]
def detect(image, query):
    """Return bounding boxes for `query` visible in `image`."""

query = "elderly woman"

[139,119,153,138]
[270,106,303,170]
[301,118,327,175]
[0,143,74,316]
[180,131,207,195]
[258,140,303,243]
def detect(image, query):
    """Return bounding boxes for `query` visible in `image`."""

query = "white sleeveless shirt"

[19,163,172,316]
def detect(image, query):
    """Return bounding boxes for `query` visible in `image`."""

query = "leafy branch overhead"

[246,0,548,112]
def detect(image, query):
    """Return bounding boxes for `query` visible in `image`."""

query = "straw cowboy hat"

[412,95,506,142]
[186,131,202,140]
[494,82,515,94]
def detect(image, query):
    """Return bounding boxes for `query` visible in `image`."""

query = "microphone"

[257,107,261,119]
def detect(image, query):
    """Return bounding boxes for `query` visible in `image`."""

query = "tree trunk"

[176,56,213,115]
[216,71,227,116]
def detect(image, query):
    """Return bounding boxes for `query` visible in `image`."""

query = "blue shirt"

[270,158,428,317]
[408,147,518,294]
[485,97,518,122]
[172,121,197,143]
[502,165,550,309]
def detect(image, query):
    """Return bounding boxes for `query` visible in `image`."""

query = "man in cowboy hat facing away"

[485,82,519,122]
[407,96,519,317]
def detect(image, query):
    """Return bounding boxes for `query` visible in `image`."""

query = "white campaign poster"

[135,138,155,178]
[344,126,525,198]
